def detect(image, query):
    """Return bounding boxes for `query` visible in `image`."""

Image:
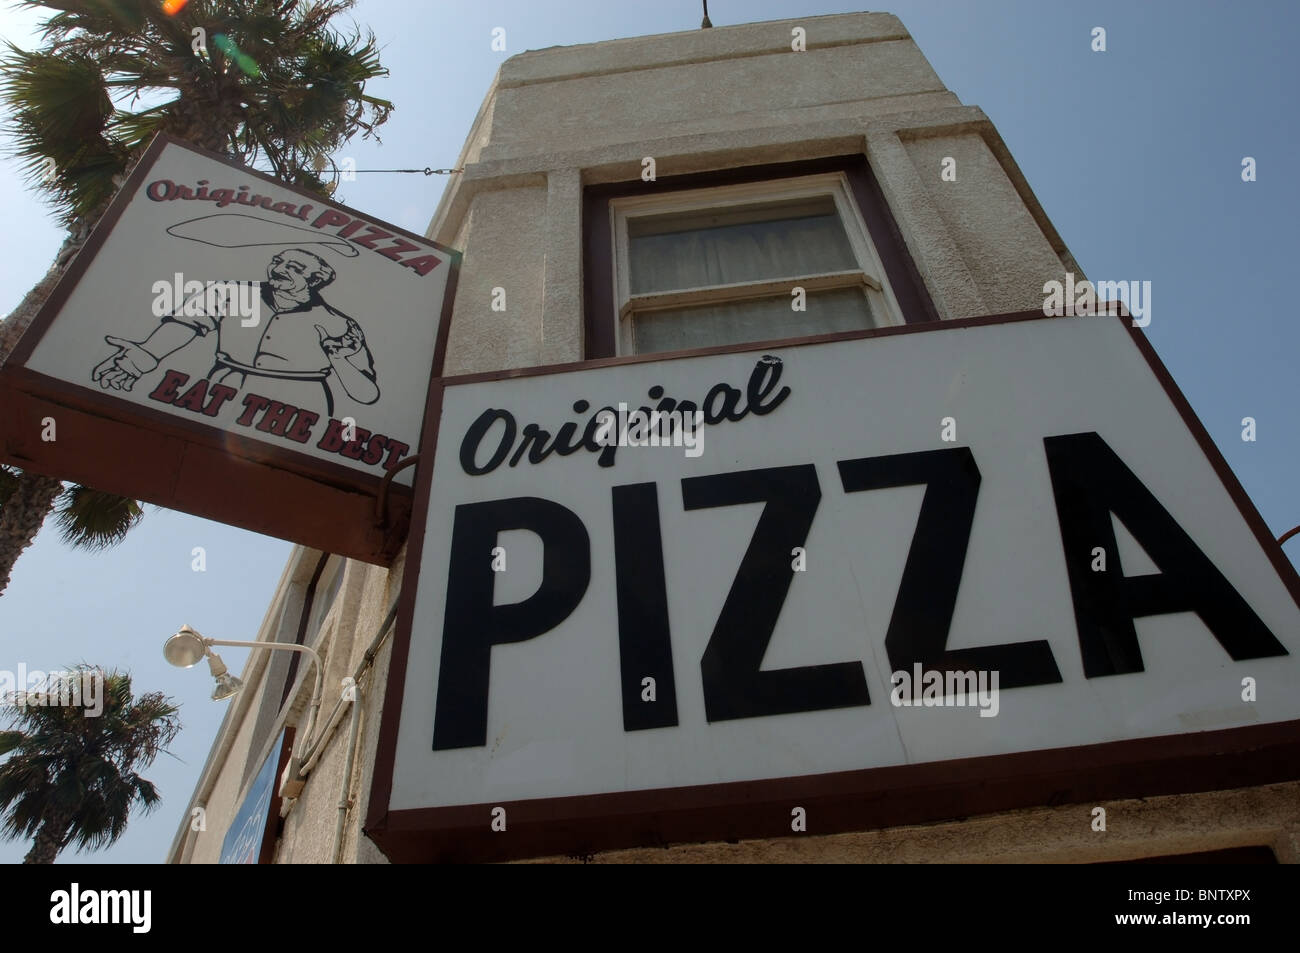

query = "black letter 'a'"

[433,497,590,750]
[1044,432,1287,677]
[682,465,870,723]
[838,447,1062,689]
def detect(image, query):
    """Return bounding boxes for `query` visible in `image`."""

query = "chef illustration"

[91,215,378,417]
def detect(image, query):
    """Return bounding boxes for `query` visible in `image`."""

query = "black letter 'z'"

[682,465,870,723]
[838,447,1062,690]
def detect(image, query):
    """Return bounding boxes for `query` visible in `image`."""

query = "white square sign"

[20,138,454,487]
[375,312,1299,856]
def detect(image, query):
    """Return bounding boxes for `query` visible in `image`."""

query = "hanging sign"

[0,135,459,563]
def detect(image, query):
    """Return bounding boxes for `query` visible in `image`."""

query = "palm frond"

[4,0,393,221]
[52,485,143,551]
[0,666,180,858]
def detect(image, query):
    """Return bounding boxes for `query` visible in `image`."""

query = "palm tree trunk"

[0,471,63,595]
[0,252,65,367]
[0,177,122,368]
[0,250,77,597]
[0,195,126,596]
[23,809,70,864]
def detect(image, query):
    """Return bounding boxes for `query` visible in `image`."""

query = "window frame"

[306,555,344,641]
[582,155,939,360]
[609,172,900,355]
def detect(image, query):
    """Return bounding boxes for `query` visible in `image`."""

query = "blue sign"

[220,730,286,864]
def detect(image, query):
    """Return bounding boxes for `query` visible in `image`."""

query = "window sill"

[619,270,880,319]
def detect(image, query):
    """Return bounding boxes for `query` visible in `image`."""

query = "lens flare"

[212,33,261,78]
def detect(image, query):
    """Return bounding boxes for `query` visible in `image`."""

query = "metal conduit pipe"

[297,599,399,774]
[332,685,364,863]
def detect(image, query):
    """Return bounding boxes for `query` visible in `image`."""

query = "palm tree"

[0,467,145,589]
[0,0,393,595]
[0,667,180,863]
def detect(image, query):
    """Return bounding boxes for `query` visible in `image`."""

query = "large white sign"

[23,140,453,486]
[389,314,1299,815]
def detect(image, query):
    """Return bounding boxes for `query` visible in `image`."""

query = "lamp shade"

[164,625,207,667]
[212,672,244,700]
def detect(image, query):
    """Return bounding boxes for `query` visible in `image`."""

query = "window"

[276,550,337,715]
[307,556,344,641]
[604,171,908,356]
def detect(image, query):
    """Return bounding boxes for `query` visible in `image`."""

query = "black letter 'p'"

[432,497,590,750]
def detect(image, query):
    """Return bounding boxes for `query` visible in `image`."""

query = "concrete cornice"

[496,12,909,88]
[421,11,953,250]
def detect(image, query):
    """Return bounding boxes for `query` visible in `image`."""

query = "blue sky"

[0,0,1296,863]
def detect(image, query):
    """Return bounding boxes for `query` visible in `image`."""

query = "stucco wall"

[522,782,1300,864]
[902,131,1068,315]
[443,187,548,375]
[273,558,402,864]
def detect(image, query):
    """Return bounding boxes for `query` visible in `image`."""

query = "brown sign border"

[0,133,461,565]
[366,308,1300,863]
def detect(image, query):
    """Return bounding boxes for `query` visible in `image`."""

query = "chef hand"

[91,335,159,391]
[315,323,362,359]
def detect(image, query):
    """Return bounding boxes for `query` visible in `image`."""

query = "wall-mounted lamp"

[163,624,324,795]
[163,625,250,700]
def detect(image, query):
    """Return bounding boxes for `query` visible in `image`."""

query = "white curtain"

[634,287,875,354]
[626,198,876,352]
[628,201,860,294]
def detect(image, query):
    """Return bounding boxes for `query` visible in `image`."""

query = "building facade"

[167,12,1300,864]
